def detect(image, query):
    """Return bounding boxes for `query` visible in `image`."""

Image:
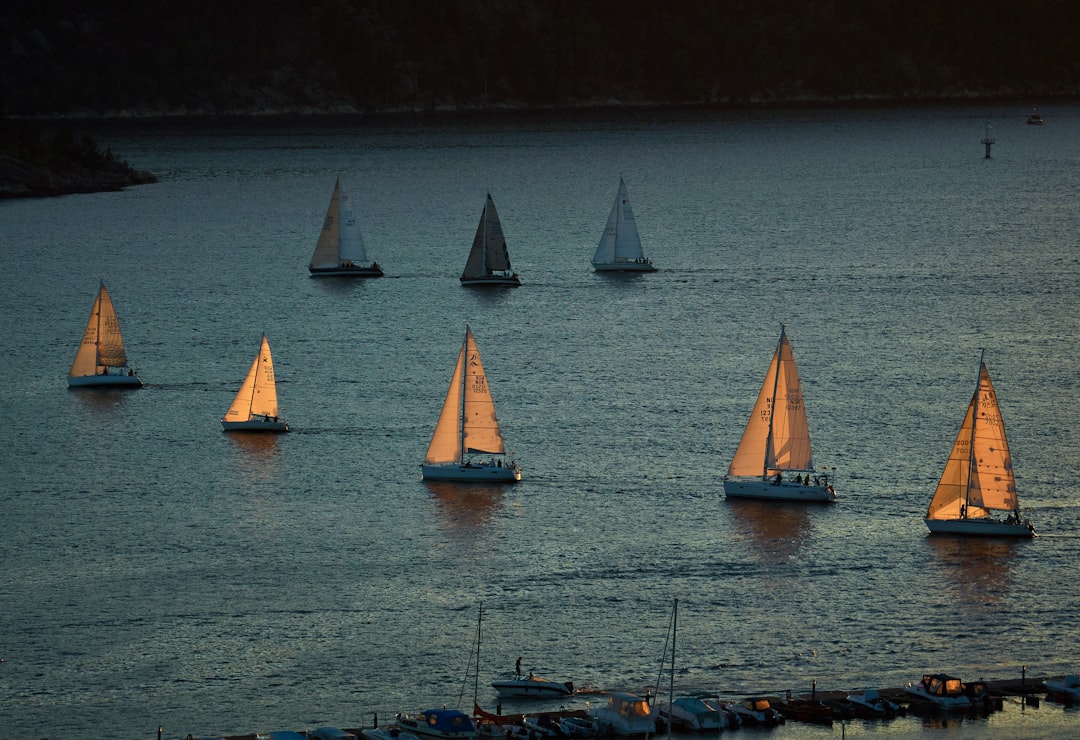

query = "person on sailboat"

[516,656,522,677]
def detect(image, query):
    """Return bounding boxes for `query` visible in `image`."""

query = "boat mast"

[763,325,784,479]
[459,328,468,461]
[964,349,986,518]
[95,281,104,369]
[668,598,677,738]
[481,197,489,275]
[474,602,482,708]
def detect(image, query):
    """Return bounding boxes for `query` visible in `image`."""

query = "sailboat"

[308,178,383,277]
[460,194,521,286]
[221,335,289,432]
[591,177,657,272]
[724,325,836,502]
[924,351,1034,536]
[68,281,142,387]
[421,325,520,481]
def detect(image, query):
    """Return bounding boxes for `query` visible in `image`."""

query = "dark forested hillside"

[2,0,1078,117]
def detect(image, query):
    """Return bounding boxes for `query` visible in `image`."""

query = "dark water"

[1,105,1078,739]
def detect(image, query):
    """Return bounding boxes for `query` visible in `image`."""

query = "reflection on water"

[225,432,283,481]
[926,536,1021,604]
[70,386,136,414]
[426,480,506,533]
[726,499,812,562]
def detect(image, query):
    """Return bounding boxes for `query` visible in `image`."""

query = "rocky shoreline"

[0,152,156,199]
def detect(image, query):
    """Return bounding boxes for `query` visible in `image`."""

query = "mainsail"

[224,335,281,423]
[927,360,1017,520]
[310,179,371,269]
[727,326,815,477]
[70,282,129,377]
[424,325,506,465]
[593,177,645,264]
[462,194,513,278]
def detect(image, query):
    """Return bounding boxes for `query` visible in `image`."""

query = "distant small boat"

[904,673,972,710]
[491,673,573,699]
[460,193,521,286]
[68,281,142,387]
[221,335,289,432]
[396,710,476,740]
[924,351,1035,536]
[421,325,521,482]
[723,325,836,502]
[591,177,656,272]
[309,178,383,277]
[1026,108,1045,125]
[1044,675,1080,702]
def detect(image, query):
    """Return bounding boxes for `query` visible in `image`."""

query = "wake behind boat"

[460,193,521,286]
[491,673,573,699]
[309,178,383,277]
[421,325,521,482]
[924,351,1034,536]
[68,281,142,388]
[591,177,656,272]
[221,335,289,432]
[723,325,836,502]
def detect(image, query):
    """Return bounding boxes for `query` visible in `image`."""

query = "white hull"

[592,260,656,272]
[491,679,572,699]
[903,686,971,710]
[925,518,1034,537]
[422,462,520,482]
[222,417,289,433]
[724,478,836,502]
[68,372,142,388]
[1044,676,1080,701]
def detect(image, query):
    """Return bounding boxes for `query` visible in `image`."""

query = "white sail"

[337,186,371,264]
[462,194,515,278]
[927,360,1017,521]
[310,179,345,270]
[727,325,814,477]
[222,335,286,431]
[69,282,140,386]
[309,179,379,274]
[424,325,506,465]
[593,177,645,264]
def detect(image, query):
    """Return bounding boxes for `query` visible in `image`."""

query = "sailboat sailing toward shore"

[221,335,289,432]
[591,177,656,272]
[68,281,142,387]
[422,325,521,482]
[724,326,836,502]
[924,351,1034,536]
[308,178,383,277]
[460,194,521,286]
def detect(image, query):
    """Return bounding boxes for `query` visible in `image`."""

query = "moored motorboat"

[904,674,971,710]
[659,693,724,731]
[556,715,599,738]
[1044,675,1080,702]
[588,692,657,737]
[396,709,477,740]
[492,674,574,699]
[728,697,784,726]
[311,729,359,740]
[363,728,421,740]
[844,689,899,718]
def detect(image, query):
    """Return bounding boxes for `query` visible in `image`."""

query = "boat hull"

[422,462,520,482]
[222,418,289,433]
[460,274,521,286]
[592,260,657,272]
[491,679,573,699]
[68,372,142,388]
[724,478,836,502]
[309,265,383,277]
[925,518,1034,537]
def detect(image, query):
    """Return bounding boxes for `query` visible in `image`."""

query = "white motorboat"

[844,689,899,717]
[363,728,421,740]
[1044,675,1080,702]
[728,697,783,726]
[556,716,599,738]
[660,693,725,731]
[311,729,359,740]
[492,674,573,699]
[588,692,656,737]
[903,674,972,710]
[396,709,476,740]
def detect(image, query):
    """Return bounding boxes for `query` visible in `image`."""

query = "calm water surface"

[1,105,1078,739]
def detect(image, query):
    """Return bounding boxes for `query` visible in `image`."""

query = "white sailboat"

[68,281,142,387]
[422,325,520,482]
[924,351,1034,536]
[308,178,383,277]
[460,194,521,286]
[221,335,289,432]
[591,177,657,272]
[724,325,836,502]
